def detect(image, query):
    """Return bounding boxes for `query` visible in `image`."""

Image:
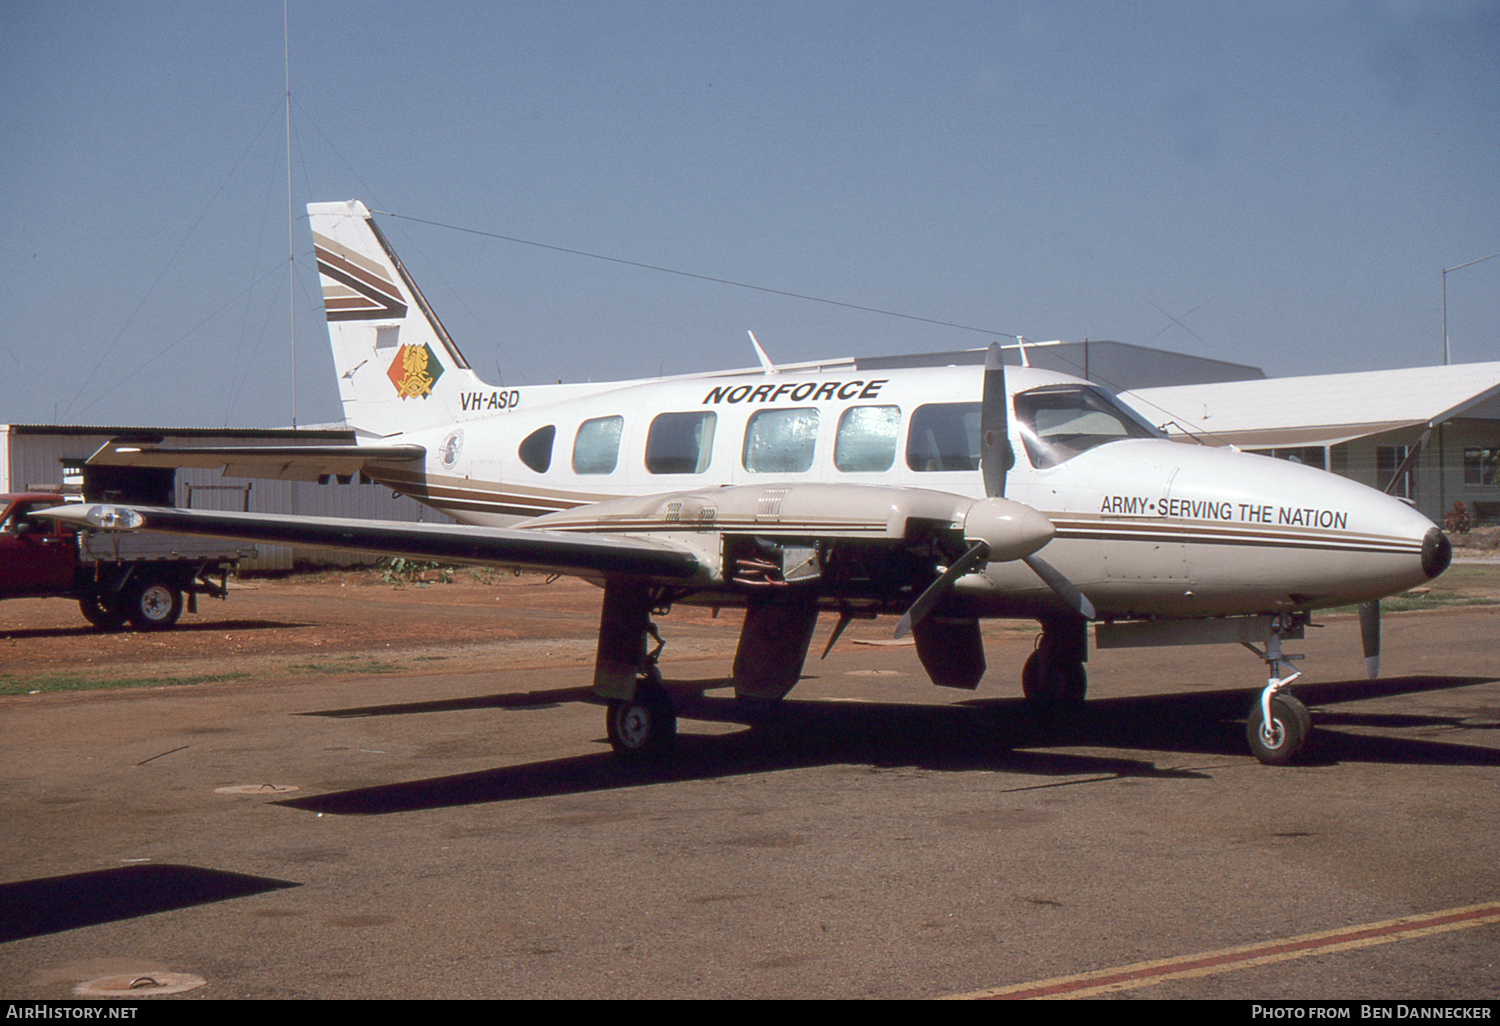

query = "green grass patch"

[1336,563,1500,613]
[282,657,405,675]
[1379,591,1496,612]
[0,671,251,697]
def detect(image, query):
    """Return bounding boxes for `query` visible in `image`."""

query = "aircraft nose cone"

[1423,526,1451,580]
[963,498,1055,562]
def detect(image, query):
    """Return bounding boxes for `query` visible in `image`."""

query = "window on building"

[645,412,716,475]
[572,416,623,475]
[1267,447,1327,469]
[743,408,818,473]
[835,406,900,473]
[1376,445,1413,499]
[1465,448,1499,488]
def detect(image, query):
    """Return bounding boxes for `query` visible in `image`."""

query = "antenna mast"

[285,0,296,427]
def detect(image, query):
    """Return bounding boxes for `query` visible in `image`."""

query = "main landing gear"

[606,667,677,759]
[1021,617,1088,705]
[598,593,680,759]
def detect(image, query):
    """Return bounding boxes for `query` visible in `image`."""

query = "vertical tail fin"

[309,200,486,437]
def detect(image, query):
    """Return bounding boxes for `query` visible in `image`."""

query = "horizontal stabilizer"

[86,440,424,482]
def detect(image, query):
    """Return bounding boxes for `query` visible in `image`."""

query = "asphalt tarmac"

[2,603,1497,1001]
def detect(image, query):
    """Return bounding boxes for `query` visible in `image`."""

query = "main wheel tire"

[1246,693,1311,766]
[606,679,677,759]
[1021,649,1087,704]
[126,578,183,631]
[78,593,127,631]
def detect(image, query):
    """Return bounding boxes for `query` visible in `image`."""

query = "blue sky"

[2,0,1496,429]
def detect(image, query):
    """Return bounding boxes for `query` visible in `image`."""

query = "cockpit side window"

[1013,385,1158,468]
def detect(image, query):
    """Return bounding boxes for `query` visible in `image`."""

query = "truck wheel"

[126,578,183,630]
[79,593,128,632]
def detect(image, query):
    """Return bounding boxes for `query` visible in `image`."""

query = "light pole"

[1442,251,1500,365]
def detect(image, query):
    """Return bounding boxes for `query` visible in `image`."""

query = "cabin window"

[743,408,819,473]
[1013,385,1158,469]
[645,412,716,475]
[518,425,556,473]
[835,405,900,473]
[906,403,981,472]
[572,416,624,474]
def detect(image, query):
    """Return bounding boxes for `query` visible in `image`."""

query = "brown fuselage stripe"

[366,471,1424,554]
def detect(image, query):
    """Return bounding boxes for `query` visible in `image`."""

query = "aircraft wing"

[41,503,703,583]
[85,439,425,482]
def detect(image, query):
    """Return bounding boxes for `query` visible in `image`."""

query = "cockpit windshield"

[1013,385,1161,469]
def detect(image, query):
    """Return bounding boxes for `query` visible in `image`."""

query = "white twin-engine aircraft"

[56,199,1451,765]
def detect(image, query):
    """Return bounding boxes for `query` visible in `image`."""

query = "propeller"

[980,341,1013,499]
[894,541,990,639]
[896,342,1096,638]
[1358,600,1380,679]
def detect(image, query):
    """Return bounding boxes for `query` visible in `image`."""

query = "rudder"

[309,200,485,437]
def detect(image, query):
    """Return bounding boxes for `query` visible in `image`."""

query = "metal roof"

[1119,361,1500,448]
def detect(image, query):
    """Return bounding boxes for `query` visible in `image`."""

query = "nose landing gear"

[1242,614,1312,765]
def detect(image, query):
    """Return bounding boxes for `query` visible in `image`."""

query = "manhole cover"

[214,784,300,795]
[75,973,206,997]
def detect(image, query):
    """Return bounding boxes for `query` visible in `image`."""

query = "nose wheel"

[1246,691,1311,765]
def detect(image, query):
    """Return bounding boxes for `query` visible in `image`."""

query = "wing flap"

[43,504,703,583]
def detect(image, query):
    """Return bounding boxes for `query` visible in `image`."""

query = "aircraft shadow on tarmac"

[0,864,298,943]
[278,673,1500,817]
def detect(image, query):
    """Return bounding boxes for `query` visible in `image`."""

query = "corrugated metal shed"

[0,424,453,571]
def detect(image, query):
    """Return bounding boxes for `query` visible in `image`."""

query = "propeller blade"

[1358,599,1380,679]
[1023,554,1096,621]
[894,541,989,639]
[980,341,1013,499]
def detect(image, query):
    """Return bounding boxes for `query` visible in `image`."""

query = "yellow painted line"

[949,901,1500,1000]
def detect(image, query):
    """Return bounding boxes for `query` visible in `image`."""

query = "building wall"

[2,426,453,571]
[1250,418,1500,527]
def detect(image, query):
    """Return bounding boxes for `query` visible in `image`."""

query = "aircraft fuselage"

[360,361,1446,621]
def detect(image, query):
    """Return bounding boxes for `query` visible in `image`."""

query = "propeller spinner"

[897,342,1095,639]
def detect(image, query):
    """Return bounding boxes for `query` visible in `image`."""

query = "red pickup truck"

[0,492,252,631]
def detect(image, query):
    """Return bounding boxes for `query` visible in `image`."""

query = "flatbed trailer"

[0,492,253,631]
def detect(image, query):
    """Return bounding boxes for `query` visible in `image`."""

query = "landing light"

[87,505,145,530]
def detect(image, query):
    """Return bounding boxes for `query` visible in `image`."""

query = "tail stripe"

[313,233,409,321]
